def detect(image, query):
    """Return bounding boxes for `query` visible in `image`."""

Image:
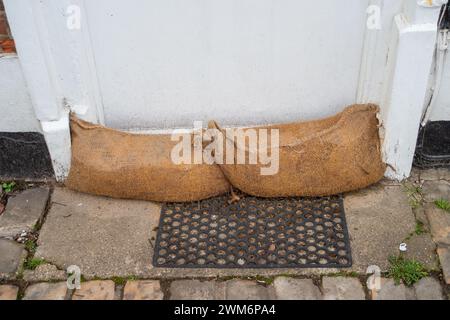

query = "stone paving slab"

[170,280,226,300]
[426,204,450,246]
[344,185,416,272]
[0,239,26,279]
[0,187,50,238]
[322,277,365,300]
[35,188,161,278]
[419,169,450,182]
[371,277,445,300]
[414,277,444,300]
[226,280,275,300]
[422,180,450,203]
[273,277,321,300]
[437,247,450,284]
[0,285,19,300]
[405,233,439,271]
[373,278,415,300]
[23,263,66,282]
[123,280,164,300]
[72,280,115,300]
[23,282,67,300]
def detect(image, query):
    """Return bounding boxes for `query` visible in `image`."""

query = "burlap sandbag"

[66,116,230,202]
[210,104,386,197]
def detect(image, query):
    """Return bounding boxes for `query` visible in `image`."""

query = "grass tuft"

[403,183,423,209]
[24,257,46,270]
[414,221,426,236]
[24,239,37,253]
[112,277,127,286]
[434,199,450,212]
[1,182,16,193]
[388,256,427,286]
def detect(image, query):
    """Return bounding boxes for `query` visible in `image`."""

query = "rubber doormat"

[414,121,450,169]
[153,195,352,268]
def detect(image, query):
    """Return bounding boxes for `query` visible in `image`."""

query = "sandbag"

[210,104,386,197]
[66,116,230,202]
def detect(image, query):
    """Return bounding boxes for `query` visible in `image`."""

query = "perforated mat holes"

[153,195,352,269]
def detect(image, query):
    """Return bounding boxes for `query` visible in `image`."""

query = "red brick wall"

[0,0,15,53]
[0,0,8,38]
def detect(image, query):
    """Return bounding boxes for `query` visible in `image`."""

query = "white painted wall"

[0,55,40,132]
[86,0,371,129]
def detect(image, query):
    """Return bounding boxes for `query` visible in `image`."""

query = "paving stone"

[437,168,450,181]
[0,239,26,278]
[422,180,450,203]
[23,263,66,282]
[414,277,443,300]
[405,233,439,270]
[0,285,18,300]
[372,278,415,300]
[273,277,321,300]
[322,277,365,300]
[437,247,450,284]
[413,206,429,230]
[0,187,50,238]
[420,169,441,181]
[35,187,161,278]
[23,282,67,300]
[344,185,416,272]
[72,280,115,300]
[425,204,450,246]
[170,280,225,300]
[226,280,275,300]
[123,280,163,300]
[420,168,450,181]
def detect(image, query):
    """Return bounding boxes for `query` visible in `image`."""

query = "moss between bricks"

[111,276,138,286]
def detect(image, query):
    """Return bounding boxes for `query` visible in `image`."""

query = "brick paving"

[0,276,445,300]
[1,168,450,300]
[23,282,67,300]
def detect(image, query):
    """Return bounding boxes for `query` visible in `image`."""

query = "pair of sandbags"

[66,104,386,202]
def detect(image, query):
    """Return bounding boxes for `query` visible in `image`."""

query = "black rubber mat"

[414,121,450,169]
[153,195,352,268]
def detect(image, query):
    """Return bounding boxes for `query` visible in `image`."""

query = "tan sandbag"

[210,104,386,197]
[65,116,230,202]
